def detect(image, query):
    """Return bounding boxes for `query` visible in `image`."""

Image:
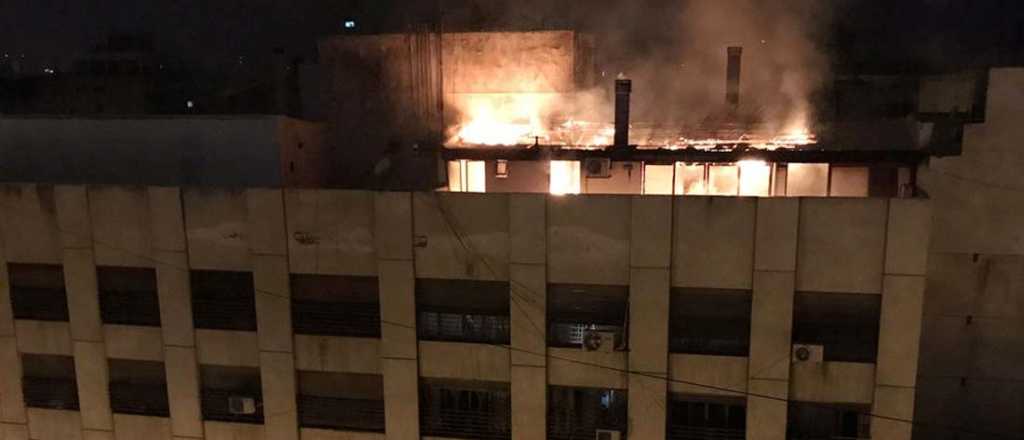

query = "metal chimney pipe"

[614,78,632,149]
[726,46,743,111]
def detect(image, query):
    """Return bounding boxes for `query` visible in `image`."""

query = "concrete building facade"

[0,183,929,440]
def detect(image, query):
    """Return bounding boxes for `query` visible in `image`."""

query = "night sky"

[2,0,1023,74]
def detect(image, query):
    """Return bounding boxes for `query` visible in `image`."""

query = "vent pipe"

[726,46,743,112]
[614,77,632,149]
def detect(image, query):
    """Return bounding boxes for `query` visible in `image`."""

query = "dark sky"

[2,0,1023,73]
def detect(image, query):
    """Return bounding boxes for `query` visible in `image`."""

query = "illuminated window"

[829,166,869,197]
[708,164,739,196]
[447,160,486,193]
[787,163,829,196]
[738,160,771,197]
[643,164,675,195]
[676,163,706,195]
[549,161,581,195]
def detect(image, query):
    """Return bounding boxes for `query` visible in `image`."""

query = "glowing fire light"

[448,96,547,146]
[549,160,581,195]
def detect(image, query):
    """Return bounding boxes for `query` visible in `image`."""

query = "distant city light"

[43,68,55,74]
[187,100,194,109]
[344,20,356,29]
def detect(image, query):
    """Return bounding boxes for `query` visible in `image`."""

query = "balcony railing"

[100,289,162,327]
[200,388,263,424]
[418,311,510,344]
[109,382,170,417]
[10,287,69,321]
[548,322,625,349]
[292,301,381,338]
[420,406,511,440]
[22,377,79,410]
[667,425,745,440]
[298,395,385,432]
[191,297,258,331]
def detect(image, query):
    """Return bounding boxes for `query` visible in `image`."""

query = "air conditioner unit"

[583,330,616,353]
[595,429,621,440]
[584,158,612,178]
[792,344,824,363]
[228,396,257,415]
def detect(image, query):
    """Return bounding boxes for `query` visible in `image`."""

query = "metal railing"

[292,301,381,338]
[10,287,69,321]
[191,297,258,331]
[109,382,170,417]
[100,289,162,327]
[297,395,385,432]
[548,323,625,349]
[669,336,749,357]
[667,425,745,440]
[420,407,511,440]
[418,311,510,344]
[22,377,79,410]
[200,388,263,424]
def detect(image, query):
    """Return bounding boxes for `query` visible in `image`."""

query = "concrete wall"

[0,185,929,440]
[913,67,1024,440]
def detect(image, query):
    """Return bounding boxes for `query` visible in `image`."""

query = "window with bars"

[190,270,257,331]
[547,284,628,349]
[21,354,78,410]
[199,365,263,424]
[98,266,160,327]
[416,279,510,345]
[667,395,746,440]
[290,274,380,338]
[420,379,511,440]
[108,359,169,417]
[669,289,752,357]
[8,264,68,322]
[547,385,628,440]
[297,371,384,432]
[793,292,881,363]
[787,402,871,440]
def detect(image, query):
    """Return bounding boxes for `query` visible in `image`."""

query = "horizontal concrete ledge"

[380,356,417,361]
[510,364,546,369]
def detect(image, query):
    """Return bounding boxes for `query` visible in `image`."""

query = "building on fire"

[0,29,1020,440]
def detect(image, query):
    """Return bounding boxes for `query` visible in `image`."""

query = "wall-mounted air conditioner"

[584,158,611,178]
[583,330,616,353]
[792,344,824,363]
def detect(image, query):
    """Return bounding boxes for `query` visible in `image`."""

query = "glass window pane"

[738,161,771,196]
[643,164,674,195]
[708,165,738,195]
[676,163,706,195]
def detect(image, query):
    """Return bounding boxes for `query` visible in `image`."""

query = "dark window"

[670,289,751,357]
[793,292,881,363]
[297,371,384,432]
[8,264,68,321]
[199,365,263,424]
[667,395,745,440]
[420,379,511,440]
[787,402,871,440]
[22,354,78,410]
[548,385,627,440]
[417,279,510,344]
[98,267,160,326]
[108,359,169,417]
[191,270,257,331]
[548,284,628,349]
[291,275,380,337]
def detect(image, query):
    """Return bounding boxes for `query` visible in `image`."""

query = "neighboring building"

[0,184,929,440]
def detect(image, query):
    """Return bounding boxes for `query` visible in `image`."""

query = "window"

[708,164,739,195]
[676,163,707,195]
[98,267,160,326]
[297,371,384,432]
[199,365,263,424]
[786,164,829,196]
[420,379,511,440]
[190,270,257,331]
[8,264,68,322]
[417,279,510,344]
[291,275,380,337]
[548,386,627,440]
[108,359,169,417]
[548,284,628,350]
[829,166,869,197]
[550,160,581,195]
[642,164,675,195]
[667,395,745,440]
[22,354,78,410]
[449,160,487,193]
[670,289,752,357]
[793,292,881,363]
[738,160,771,196]
[788,402,870,440]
